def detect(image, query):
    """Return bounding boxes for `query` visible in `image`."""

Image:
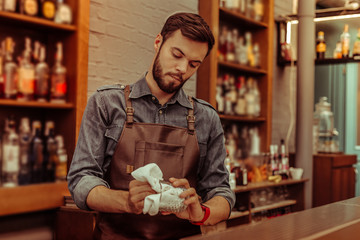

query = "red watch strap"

[190,204,210,225]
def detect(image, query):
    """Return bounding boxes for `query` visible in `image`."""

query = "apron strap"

[124,85,134,127]
[187,96,195,135]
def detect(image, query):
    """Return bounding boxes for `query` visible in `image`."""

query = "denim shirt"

[67,76,235,211]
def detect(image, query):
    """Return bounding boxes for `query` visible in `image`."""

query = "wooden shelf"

[219,7,268,28]
[219,114,266,122]
[0,99,74,109]
[251,199,296,214]
[0,10,76,31]
[219,60,267,75]
[279,57,360,66]
[233,179,309,193]
[0,182,69,216]
[229,210,250,219]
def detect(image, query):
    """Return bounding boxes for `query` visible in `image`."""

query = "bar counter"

[183,197,360,240]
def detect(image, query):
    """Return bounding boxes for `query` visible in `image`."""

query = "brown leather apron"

[93,86,201,240]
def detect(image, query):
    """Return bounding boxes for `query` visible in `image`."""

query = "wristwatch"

[190,204,210,225]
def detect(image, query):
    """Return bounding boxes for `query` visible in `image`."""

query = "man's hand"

[127,180,156,214]
[166,177,205,222]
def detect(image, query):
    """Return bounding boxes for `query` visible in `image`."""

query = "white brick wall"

[273,0,296,152]
[88,0,199,98]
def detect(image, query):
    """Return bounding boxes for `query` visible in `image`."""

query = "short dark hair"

[160,12,215,57]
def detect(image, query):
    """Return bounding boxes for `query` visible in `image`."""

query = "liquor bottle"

[43,121,56,182]
[35,46,50,102]
[333,41,342,59]
[279,139,289,179]
[1,116,20,187]
[3,37,18,100]
[17,37,35,101]
[225,30,235,62]
[218,25,228,61]
[341,24,351,58]
[245,32,255,67]
[55,135,67,181]
[236,36,248,65]
[18,117,32,185]
[40,0,56,20]
[253,43,260,68]
[30,121,44,183]
[50,42,67,103]
[253,0,264,22]
[0,0,3,11]
[353,28,360,60]
[0,40,4,99]
[3,0,17,12]
[20,0,39,16]
[54,0,72,24]
[316,31,326,59]
[32,41,41,65]
[235,76,246,115]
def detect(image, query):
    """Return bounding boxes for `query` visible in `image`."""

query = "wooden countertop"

[182,197,360,240]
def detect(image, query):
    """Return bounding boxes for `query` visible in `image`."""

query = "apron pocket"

[135,141,185,180]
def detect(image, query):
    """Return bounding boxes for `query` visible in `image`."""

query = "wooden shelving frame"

[0,1,89,217]
[197,0,274,151]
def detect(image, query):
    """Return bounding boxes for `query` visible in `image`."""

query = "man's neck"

[145,72,175,105]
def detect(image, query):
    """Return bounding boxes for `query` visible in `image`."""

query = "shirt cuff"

[202,187,236,215]
[72,175,110,211]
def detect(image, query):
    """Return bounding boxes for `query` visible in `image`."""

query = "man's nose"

[176,59,187,74]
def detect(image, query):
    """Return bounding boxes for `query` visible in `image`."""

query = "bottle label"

[4,0,16,11]
[43,1,55,19]
[354,42,360,55]
[3,144,20,172]
[316,43,326,53]
[24,0,38,15]
[18,68,35,94]
[342,39,350,55]
[58,5,72,24]
[4,67,18,96]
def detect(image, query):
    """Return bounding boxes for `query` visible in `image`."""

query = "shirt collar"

[130,74,193,109]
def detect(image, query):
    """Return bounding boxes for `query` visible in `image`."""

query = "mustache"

[167,73,183,82]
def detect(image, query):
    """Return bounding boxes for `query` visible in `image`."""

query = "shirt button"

[152,96,156,101]
[159,110,163,114]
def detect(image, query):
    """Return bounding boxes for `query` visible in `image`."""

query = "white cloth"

[131,163,187,216]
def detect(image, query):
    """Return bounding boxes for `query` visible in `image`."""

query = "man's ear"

[154,34,163,52]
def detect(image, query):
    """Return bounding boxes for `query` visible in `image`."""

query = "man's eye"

[190,63,199,68]
[173,53,181,58]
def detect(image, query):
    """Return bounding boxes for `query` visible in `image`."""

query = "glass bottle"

[30,121,44,183]
[35,46,50,102]
[18,117,32,185]
[2,116,20,187]
[226,30,235,62]
[333,41,342,59]
[17,37,35,101]
[32,41,41,65]
[54,0,72,24]
[316,31,326,59]
[245,32,254,67]
[20,0,39,16]
[3,0,17,12]
[341,24,351,58]
[3,37,17,100]
[253,43,261,68]
[43,121,57,182]
[50,42,67,103]
[40,0,56,20]
[0,40,4,99]
[235,76,246,115]
[353,28,360,60]
[55,135,67,181]
[253,0,264,22]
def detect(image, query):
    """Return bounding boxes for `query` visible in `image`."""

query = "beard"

[152,50,187,94]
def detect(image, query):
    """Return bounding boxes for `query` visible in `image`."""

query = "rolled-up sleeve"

[67,92,110,210]
[196,109,236,211]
